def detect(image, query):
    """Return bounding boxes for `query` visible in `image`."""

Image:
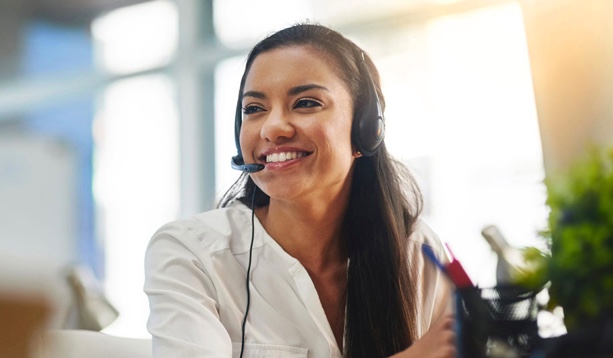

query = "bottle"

[481,225,527,285]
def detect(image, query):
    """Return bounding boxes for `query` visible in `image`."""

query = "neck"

[256,192,349,272]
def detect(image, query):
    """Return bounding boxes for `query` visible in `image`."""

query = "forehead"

[244,46,346,92]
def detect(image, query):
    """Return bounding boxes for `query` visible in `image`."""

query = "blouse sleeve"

[409,220,454,338]
[144,221,232,358]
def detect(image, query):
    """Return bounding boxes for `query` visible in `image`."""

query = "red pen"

[444,243,474,288]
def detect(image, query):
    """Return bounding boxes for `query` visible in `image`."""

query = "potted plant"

[534,146,613,356]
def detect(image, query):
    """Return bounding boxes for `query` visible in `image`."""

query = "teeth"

[266,151,304,163]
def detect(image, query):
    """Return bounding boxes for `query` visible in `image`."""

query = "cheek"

[333,113,354,151]
[239,121,259,143]
[332,96,356,152]
[311,118,354,156]
[238,124,258,159]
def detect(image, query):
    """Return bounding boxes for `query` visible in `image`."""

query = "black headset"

[351,52,386,157]
[231,52,385,173]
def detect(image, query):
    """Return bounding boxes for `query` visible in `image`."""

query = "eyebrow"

[288,84,329,96]
[241,83,329,100]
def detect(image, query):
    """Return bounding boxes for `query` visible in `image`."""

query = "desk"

[0,293,51,358]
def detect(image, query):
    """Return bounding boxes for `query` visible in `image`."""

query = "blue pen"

[422,244,467,358]
[421,245,446,272]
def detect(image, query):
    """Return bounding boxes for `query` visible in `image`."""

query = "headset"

[233,52,385,358]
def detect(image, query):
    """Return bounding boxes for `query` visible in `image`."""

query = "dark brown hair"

[219,23,423,358]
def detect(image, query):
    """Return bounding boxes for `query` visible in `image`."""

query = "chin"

[259,184,306,203]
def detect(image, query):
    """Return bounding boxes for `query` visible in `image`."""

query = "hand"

[391,313,457,358]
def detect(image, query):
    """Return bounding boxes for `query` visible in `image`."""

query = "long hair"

[219,23,423,358]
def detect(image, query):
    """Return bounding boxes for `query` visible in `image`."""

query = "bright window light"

[381,2,546,286]
[214,0,314,47]
[91,0,180,338]
[94,74,179,338]
[91,0,178,74]
[215,57,245,201]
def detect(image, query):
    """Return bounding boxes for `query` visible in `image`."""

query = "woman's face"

[239,45,357,204]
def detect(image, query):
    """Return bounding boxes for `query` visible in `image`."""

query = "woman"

[145,23,455,358]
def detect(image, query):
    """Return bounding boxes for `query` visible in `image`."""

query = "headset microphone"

[231,155,265,173]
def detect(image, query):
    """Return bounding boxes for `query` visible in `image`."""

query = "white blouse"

[144,202,452,358]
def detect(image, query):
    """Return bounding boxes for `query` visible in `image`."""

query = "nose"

[260,107,295,144]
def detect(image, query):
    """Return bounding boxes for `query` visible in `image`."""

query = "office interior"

[1,0,612,351]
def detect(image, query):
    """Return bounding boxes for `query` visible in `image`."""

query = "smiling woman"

[144,23,455,358]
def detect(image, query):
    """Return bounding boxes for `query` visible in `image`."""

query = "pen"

[421,243,474,288]
[444,243,474,288]
[421,245,447,272]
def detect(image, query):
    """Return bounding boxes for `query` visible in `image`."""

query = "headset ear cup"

[353,52,385,157]
[354,76,385,156]
[355,112,384,156]
[370,116,385,147]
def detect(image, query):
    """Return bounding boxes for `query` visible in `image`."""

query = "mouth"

[263,151,311,163]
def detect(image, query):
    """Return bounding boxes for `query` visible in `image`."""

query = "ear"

[353,150,363,159]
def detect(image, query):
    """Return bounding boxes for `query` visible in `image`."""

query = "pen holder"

[455,285,541,358]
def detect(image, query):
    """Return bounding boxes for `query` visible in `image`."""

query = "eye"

[294,98,322,109]
[243,104,265,115]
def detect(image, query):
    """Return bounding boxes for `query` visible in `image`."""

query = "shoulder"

[148,202,255,256]
[406,219,454,336]
[407,218,447,263]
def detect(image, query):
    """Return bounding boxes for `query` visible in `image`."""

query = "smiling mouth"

[265,151,310,163]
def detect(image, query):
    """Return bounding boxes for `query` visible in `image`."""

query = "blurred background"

[1,0,610,340]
